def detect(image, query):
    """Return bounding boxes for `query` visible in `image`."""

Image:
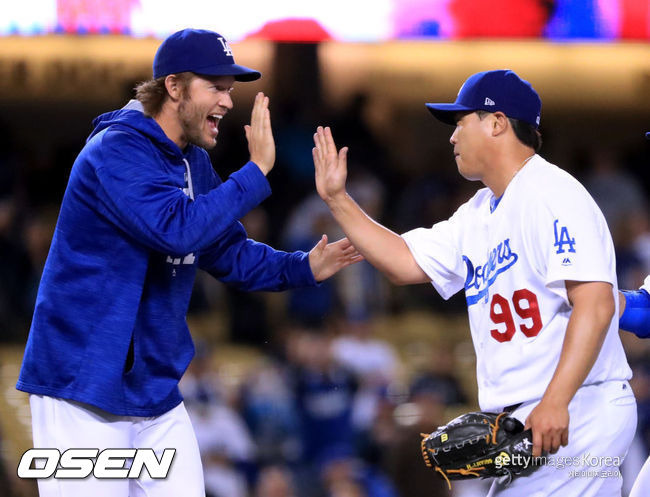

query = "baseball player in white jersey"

[312,69,636,496]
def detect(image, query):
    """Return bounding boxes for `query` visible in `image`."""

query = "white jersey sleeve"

[526,170,616,299]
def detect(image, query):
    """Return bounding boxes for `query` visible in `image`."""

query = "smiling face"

[177,75,235,150]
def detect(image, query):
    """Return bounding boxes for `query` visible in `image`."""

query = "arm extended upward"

[313,126,428,285]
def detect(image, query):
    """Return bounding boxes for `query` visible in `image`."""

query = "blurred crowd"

[179,325,475,497]
[0,82,650,497]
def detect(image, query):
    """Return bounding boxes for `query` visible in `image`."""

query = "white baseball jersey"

[402,155,632,411]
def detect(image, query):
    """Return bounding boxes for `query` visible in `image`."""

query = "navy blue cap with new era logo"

[153,28,261,82]
[426,69,542,129]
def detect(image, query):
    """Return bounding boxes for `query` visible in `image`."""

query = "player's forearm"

[542,282,614,406]
[324,192,427,285]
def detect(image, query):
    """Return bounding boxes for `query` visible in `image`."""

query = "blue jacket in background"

[17,101,317,416]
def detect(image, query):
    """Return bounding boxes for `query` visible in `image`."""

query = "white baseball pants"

[487,379,637,497]
[29,394,205,497]
[629,455,650,497]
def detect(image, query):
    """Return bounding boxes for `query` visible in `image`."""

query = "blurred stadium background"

[0,1,649,496]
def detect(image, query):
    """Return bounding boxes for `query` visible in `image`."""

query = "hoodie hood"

[89,100,184,159]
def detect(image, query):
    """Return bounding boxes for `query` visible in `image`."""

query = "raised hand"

[313,126,349,204]
[308,235,364,282]
[245,92,275,175]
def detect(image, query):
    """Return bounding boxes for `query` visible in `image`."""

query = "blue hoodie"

[17,101,317,416]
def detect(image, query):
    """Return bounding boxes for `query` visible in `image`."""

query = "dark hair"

[509,117,542,152]
[476,110,542,152]
[134,72,194,117]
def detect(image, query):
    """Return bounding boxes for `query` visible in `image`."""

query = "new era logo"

[484,97,495,106]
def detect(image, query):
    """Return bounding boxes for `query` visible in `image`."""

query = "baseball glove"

[420,411,540,489]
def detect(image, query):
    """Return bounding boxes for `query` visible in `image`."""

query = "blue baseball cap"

[153,28,261,82]
[646,132,649,139]
[426,70,542,128]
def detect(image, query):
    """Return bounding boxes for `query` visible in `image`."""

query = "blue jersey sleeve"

[93,128,271,255]
[198,222,317,291]
[619,289,650,338]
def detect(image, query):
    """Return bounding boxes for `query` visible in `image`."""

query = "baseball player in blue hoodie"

[16,28,361,497]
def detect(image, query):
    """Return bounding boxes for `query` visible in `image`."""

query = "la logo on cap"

[218,37,233,56]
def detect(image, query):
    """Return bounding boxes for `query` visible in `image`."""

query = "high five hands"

[246,102,363,280]
[310,126,364,279]
[313,126,349,204]
[245,92,275,176]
